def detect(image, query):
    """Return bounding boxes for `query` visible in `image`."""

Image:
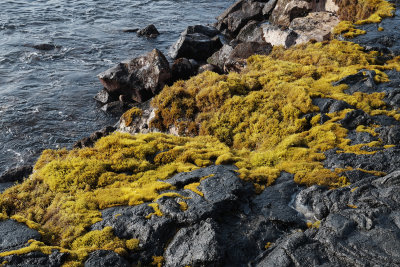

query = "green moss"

[71,226,138,253]
[178,201,188,211]
[184,182,204,197]
[151,256,164,267]
[122,107,143,127]
[146,203,163,219]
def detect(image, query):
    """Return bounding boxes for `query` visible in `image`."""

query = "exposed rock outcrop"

[169,25,223,61]
[290,12,340,43]
[262,12,339,47]
[97,49,171,103]
[261,24,299,47]
[73,126,116,148]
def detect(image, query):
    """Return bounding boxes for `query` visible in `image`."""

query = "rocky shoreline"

[1,0,400,266]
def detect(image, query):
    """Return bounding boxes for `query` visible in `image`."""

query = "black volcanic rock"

[137,24,160,38]
[97,49,171,103]
[169,25,222,61]
[0,220,41,252]
[0,165,32,183]
[85,250,130,267]
[0,251,67,267]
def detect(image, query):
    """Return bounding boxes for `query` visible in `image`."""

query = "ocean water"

[0,0,234,176]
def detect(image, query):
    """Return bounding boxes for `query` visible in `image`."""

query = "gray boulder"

[171,58,196,83]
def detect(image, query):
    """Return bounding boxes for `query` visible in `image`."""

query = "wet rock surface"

[0,166,32,184]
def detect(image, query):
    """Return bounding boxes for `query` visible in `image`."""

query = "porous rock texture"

[90,165,307,266]
[85,164,400,266]
[0,220,41,253]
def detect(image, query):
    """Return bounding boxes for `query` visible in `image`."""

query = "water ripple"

[0,0,235,175]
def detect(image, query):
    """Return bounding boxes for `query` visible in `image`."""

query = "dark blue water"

[0,0,234,176]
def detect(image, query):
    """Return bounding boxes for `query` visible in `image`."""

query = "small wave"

[20,52,40,63]
[6,149,24,163]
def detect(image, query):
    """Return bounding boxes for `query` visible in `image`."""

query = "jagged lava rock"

[0,251,67,267]
[169,25,222,61]
[90,166,306,265]
[97,49,171,103]
[348,7,400,55]
[85,250,130,267]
